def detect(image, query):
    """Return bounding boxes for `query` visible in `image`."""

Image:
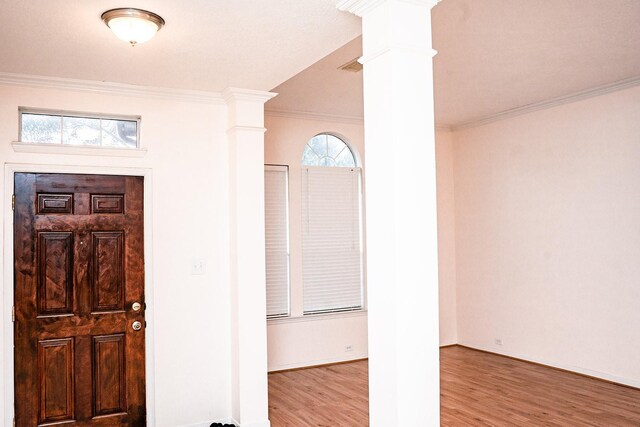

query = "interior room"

[0,0,639,426]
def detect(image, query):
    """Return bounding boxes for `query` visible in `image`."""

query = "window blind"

[264,165,290,318]
[302,167,363,314]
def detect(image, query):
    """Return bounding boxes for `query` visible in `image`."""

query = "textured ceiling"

[0,0,360,92]
[266,37,364,119]
[268,0,640,127]
[2,1,639,127]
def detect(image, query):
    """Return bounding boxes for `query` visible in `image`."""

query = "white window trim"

[264,164,291,318]
[11,142,148,157]
[267,309,367,325]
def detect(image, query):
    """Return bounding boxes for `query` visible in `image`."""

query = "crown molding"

[265,108,454,131]
[337,0,437,16]
[0,72,226,104]
[451,75,640,132]
[222,87,278,104]
[359,45,436,65]
[265,108,364,125]
[226,125,267,134]
[337,0,385,16]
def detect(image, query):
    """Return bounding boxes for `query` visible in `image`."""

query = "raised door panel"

[91,194,124,214]
[91,231,125,312]
[38,232,73,315]
[93,334,127,417]
[38,338,75,424]
[37,194,74,214]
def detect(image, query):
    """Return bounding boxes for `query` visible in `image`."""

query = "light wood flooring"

[268,345,640,426]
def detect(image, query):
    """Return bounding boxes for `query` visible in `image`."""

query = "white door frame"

[2,163,156,426]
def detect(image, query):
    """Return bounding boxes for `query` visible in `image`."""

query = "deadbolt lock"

[132,321,142,331]
[132,302,142,312]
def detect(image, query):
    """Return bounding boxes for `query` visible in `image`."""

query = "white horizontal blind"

[264,165,290,318]
[302,167,363,314]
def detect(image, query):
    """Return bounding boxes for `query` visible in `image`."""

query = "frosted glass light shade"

[102,8,165,46]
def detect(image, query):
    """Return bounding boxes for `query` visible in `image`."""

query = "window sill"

[11,142,148,158]
[267,309,367,325]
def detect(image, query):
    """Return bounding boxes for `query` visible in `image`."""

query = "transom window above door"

[19,108,139,149]
[301,133,356,167]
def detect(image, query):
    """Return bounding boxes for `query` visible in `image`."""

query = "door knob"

[132,302,142,312]
[132,321,142,331]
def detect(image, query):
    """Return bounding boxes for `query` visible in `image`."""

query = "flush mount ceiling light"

[101,8,165,46]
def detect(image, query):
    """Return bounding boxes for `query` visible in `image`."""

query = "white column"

[337,1,440,425]
[225,87,276,427]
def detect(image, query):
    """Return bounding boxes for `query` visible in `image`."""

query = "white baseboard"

[177,422,215,427]
[240,421,271,427]
[459,342,640,389]
[268,352,368,372]
[178,418,234,427]
[178,417,270,427]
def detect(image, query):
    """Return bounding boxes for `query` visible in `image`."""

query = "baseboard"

[178,417,236,427]
[239,420,271,427]
[439,343,457,349]
[177,421,219,427]
[456,343,640,390]
[177,417,270,427]
[268,353,368,373]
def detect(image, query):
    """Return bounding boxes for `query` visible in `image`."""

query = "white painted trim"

[268,353,368,373]
[176,423,216,427]
[265,108,452,132]
[459,342,640,389]
[358,45,436,65]
[222,87,278,104]
[265,109,364,125]
[226,126,267,134]
[451,75,640,131]
[240,421,271,427]
[177,420,231,427]
[337,0,386,16]
[0,72,225,104]
[267,309,367,325]
[3,164,156,426]
[337,0,437,17]
[11,142,148,158]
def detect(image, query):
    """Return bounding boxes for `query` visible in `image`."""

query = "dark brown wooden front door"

[14,173,146,427]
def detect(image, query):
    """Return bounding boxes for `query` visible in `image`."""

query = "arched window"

[301,134,356,167]
[301,133,363,314]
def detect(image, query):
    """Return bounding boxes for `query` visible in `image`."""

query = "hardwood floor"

[268,346,640,426]
[268,360,369,426]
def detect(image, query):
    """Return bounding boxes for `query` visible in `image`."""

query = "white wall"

[453,85,640,387]
[0,82,232,426]
[264,114,368,371]
[435,130,457,346]
[264,114,459,370]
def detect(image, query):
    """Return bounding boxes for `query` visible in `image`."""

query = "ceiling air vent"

[339,58,363,72]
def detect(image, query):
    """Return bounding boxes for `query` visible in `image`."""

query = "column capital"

[224,87,277,130]
[337,0,438,17]
[222,87,277,105]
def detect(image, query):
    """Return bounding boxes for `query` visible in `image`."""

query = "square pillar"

[337,1,440,425]
[224,87,276,427]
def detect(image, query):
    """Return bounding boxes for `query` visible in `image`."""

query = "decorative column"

[224,87,276,427]
[337,1,440,425]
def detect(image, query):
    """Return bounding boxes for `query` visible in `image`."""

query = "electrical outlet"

[345,345,353,352]
[191,259,206,275]
[494,338,503,346]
